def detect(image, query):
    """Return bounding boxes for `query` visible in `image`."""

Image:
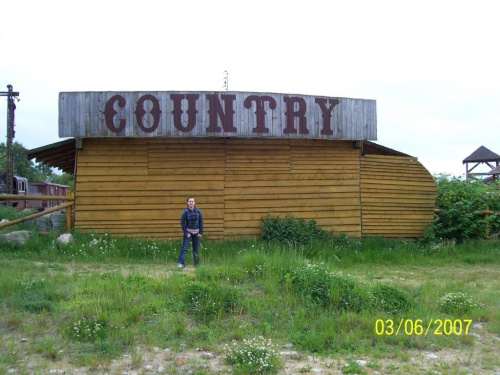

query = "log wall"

[74,138,435,240]
[74,138,361,239]
[360,154,436,238]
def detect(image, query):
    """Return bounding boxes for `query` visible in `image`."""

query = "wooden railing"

[0,192,74,232]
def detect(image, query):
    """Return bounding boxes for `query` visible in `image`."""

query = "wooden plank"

[78,166,149,176]
[76,195,224,205]
[225,178,359,188]
[224,206,359,214]
[75,209,223,221]
[77,181,225,191]
[225,210,360,221]
[74,219,224,229]
[225,198,360,209]
[225,189,360,198]
[76,174,224,182]
[224,217,360,228]
[148,168,225,175]
[225,173,359,182]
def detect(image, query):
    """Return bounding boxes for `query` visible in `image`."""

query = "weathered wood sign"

[59,91,377,140]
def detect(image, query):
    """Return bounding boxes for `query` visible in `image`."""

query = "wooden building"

[28,91,436,240]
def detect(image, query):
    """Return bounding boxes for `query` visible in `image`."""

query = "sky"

[1,0,499,177]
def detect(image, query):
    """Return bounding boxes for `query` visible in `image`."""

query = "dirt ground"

[4,331,500,375]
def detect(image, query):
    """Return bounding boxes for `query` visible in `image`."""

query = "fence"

[0,193,74,233]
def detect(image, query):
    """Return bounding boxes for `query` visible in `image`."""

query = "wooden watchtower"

[463,146,500,180]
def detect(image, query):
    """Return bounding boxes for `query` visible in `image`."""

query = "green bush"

[372,284,413,315]
[432,174,500,242]
[330,276,372,313]
[284,260,371,312]
[284,260,333,306]
[261,215,330,245]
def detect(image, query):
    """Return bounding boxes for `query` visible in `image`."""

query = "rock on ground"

[1,230,34,245]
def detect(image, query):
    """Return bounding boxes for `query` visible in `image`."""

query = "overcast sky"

[1,0,499,177]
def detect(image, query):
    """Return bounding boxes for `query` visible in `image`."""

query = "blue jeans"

[177,233,200,266]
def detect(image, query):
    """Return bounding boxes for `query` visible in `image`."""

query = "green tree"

[51,173,75,190]
[0,141,59,184]
[0,141,36,179]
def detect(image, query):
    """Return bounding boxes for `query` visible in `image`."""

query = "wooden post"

[66,190,73,232]
[480,206,494,239]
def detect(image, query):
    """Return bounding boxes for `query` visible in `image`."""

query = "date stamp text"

[375,319,472,336]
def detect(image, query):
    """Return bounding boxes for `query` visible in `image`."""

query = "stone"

[1,230,33,245]
[177,364,192,374]
[280,351,300,359]
[57,233,74,244]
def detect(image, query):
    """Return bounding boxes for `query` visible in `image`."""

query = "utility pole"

[1,85,20,200]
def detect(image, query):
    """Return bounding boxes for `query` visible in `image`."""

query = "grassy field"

[1,230,499,374]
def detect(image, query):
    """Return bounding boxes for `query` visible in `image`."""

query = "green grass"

[0,229,499,373]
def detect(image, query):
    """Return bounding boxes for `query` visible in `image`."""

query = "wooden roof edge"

[27,138,75,158]
[362,141,412,158]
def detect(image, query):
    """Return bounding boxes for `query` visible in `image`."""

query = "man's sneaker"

[177,263,184,269]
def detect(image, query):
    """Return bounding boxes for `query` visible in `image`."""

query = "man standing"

[177,196,203,268]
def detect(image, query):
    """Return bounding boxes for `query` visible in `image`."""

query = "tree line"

[0,141,74,189]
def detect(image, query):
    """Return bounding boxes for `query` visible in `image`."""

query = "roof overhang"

[27,138,76,175]
[362,141,411,157]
